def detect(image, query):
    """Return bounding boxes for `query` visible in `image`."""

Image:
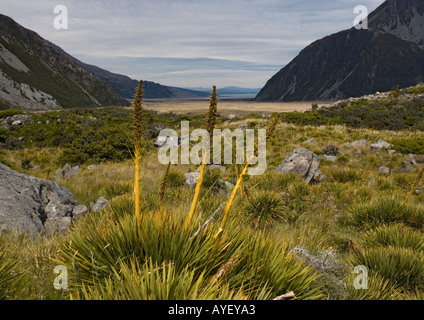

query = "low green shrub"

[244,191,287,223]
[348,247,424,291]
[342,198,424,230]
[362,223,424,251]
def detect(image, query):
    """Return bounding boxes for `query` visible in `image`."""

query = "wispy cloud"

[0,0,385,87]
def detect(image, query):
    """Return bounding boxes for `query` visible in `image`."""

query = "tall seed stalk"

[402,167,424,206]
[184,86,218,229]
[159,162,171,212]
[211,114,280,253]
[133,80,144,221]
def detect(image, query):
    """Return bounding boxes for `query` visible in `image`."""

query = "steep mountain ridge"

[0,14,130,109]
[256,0,424,102]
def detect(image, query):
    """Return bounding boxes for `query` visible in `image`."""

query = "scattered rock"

[218,179,235,190]
[370,139,392,151]
[407,154,417,165]
[87,165,99,171]
[399,165,413,173]
[45,217,72,236]
[302,138,316,144]
[236,123,248,131]
[56,163,81,179]
[416,156,424,164]
[415,188,423,195]
[91,197,110,213]
[276,147,323,184]
[388,150,398,155]
[1,114,32,130]
[378,166,390,174]
[0,163,78,236]
[72,205,89,221]
[354,150,362,158]
[229,114,237,120]
[31,166,41,171]
[184,168,201,188]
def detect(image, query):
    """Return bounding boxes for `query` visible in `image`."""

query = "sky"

[0,0,385,89]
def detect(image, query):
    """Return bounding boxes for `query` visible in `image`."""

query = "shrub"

[167,170,186,188]
[362,223,424,252]
[244,191,287,223]
[323,144,339,156]
[0,252,23,300]
[348,247,424,291]
[327,168,362,184]
[342,198,424,230]
[390,138,424,155]
[344,272,399,300]
[58,205,323,300]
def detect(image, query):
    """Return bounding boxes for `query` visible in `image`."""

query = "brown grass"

[142,100,330,116]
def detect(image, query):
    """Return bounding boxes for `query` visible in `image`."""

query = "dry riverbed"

[143,99,332,117]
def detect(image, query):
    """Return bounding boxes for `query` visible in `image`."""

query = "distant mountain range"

[73,59,210,100]
[0,14,208,110]
[256,0,424,101]
[187,86,261,96]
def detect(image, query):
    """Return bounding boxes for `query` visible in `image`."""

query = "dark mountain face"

[0,14,130,109]
[256,0,424,102]
[73,60,210,100]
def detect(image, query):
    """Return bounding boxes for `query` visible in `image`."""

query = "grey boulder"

[0,163,78,236]
[276,147,324,184]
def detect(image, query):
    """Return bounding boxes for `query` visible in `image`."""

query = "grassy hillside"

[1,87,424,300]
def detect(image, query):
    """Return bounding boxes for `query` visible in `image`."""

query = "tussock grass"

[58,201,323,300]
[341,198,424,230]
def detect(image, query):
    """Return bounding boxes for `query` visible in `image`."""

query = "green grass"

[2,107,424,300]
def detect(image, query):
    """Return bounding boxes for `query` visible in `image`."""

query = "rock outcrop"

[276,147,324,184]
[0,163,78,235]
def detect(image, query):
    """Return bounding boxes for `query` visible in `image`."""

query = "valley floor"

[143,99,331,116]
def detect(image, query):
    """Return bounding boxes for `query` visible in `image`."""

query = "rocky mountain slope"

[0,14,130,110]
[256,0,424,102]
[70,58,210,100]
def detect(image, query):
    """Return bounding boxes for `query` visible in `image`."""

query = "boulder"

[56,163,81,179]
[276,147,323,184]
[184,168,201,188]
[0,163,78,236]
[302,138,316,144]
[72,205,89,221]
[45,217,72,236]
[91,197,110,213]
[378,166,390,174]
[370,139,392,151]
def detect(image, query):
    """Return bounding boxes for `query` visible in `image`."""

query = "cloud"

[0,0,386,87]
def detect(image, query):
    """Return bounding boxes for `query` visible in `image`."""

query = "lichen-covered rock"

[276,147,323,184]
[0,163,78,235]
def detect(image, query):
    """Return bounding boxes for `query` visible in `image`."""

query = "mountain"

[256,0,424,102]
[73,59,210,100]
[186,86,261,95]
[0,14,130,110]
